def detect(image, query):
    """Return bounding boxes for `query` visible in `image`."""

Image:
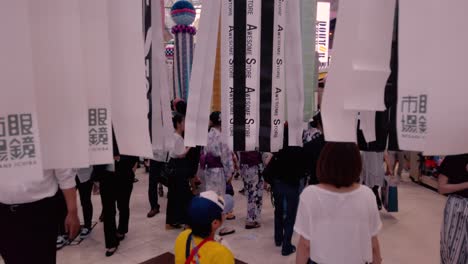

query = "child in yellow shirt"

[174,191,235,264]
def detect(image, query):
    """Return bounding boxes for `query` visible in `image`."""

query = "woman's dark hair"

[317,142,362,188]
[172,112,184,130]
[175,100,187,116]
[210,111,221,127]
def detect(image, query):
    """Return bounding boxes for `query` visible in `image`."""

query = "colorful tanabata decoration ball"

[171,0,196,26]
[165,44,175,58]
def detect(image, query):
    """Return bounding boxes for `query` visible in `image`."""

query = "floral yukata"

[202,128,234,196]
[239,151,264,224]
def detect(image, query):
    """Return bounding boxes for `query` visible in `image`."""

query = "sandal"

[226,213,236,220]
[219,227,236,236]
[245,222,261,229]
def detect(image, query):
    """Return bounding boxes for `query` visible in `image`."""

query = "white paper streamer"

[30,0,89,169]
[221,0,234,150]
[359,111,376,143]
[423,1,468,155]
[151,0,174,152]
[344,0,395,112]
[80,0,113,165]
[185,0,221,147]
[270,0,286,152]
[107,0,153,158]
[397,0,437,152]
[0,0,44,181]
[285,0,304,146]
[244,0,261,150]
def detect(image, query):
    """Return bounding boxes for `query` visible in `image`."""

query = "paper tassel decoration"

[171,0,197,100]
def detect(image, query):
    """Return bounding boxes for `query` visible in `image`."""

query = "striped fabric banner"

[271,0,287,151]
[233,0,247,151]
[259,0,275,152]
[221,0,234,150]
[244,0,261,151]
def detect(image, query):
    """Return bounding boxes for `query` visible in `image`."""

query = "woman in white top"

[295,142,383,264]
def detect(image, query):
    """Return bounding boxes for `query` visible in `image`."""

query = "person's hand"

[65,211,80,240]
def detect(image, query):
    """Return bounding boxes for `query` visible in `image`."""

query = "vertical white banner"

[185,0,220,147]
[221,0,234,150]
[270,0,286,152]
[398,0,437,152]
[285,0,305,146]
[316,2,330,67]
[423,1,468,155]
[0,0,44,182]
[152,0,174,151]
[80,0,113,165]
[321,0,358,143]
[344,0,395,111]
[107,0,153,158]
[244,0,261,150]
[29,0,89,169]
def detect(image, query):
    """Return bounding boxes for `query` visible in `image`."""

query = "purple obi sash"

[240,151,262,167]
[200,153,223,169]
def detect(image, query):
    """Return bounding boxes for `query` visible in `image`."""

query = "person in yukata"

[239,150,264,230]
[201,111,235,236]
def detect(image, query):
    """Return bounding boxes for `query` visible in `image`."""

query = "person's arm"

[62,188,80,239]
[372,236,382,264]
[54,169,80,240]
[296,235,310,264]
[438,174,468,194]
[175,147,191,159]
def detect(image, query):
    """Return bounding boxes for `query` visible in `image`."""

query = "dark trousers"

[272,180,300,252]
[0,193,60,264]
[57,191,68,236]
[100,170,134,248]
[76,176,94,229]
[166,159,193,225]
[148,160,163,210]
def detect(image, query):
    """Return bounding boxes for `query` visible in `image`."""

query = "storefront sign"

[316,2,330,66]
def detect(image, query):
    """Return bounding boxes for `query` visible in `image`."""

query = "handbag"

[381,176,399,212]
[158,161,175,187]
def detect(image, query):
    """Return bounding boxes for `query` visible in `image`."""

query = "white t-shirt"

[170,133,185,158]
[294,185,382,264]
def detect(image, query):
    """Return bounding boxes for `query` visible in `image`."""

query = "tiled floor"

[1,170,446,264]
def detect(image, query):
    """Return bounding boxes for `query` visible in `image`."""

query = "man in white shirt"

[0,169,80,264]
[147,150,169,218]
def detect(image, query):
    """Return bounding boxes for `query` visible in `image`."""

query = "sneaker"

[56,235,68,250]
[80,227,91,239]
